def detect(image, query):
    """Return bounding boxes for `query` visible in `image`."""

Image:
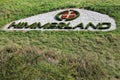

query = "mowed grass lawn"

[0,0,120,80]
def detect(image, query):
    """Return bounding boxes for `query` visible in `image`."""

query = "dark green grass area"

[0,0,120,80]
[0,31,120,80]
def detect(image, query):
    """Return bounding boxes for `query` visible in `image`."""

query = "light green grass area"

[0,0,120,80]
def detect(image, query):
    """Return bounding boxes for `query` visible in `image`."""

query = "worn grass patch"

[0,45,120,80]
[0,32,120,80]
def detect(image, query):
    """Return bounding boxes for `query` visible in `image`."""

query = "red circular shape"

[61,11,77,19]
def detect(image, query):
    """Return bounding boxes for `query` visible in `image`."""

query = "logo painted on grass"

[55,10,80,21]
[4,8,116,31]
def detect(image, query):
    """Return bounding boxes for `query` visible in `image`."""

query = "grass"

[0,0,120,80]
[0,45,119,80]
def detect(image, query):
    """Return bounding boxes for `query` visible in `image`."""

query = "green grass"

[0,0,120,80]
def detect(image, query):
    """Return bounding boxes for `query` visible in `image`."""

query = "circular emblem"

[55,10,80,21]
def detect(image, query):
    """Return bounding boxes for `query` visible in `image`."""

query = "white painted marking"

[4,8,116,31]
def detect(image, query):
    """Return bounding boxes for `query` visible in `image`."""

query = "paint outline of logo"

[55,10,80,21]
